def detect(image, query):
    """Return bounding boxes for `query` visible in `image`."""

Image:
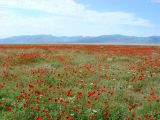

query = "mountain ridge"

[0,34,160,44]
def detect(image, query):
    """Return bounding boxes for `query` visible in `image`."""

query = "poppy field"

[0,45,160,120]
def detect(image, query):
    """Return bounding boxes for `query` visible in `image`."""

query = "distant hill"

[0,34,160,44]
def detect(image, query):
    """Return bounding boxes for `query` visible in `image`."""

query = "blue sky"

[76,0,160,23]
[0,0,160,38]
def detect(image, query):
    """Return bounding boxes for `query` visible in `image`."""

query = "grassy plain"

[0,45,160,120]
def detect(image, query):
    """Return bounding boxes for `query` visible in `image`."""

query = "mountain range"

[0,34,160,44]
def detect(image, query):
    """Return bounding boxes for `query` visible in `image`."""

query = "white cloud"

[0,0,86,16]
[0,0,154,37]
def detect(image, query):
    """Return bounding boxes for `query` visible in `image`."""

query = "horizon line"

[1,34,160,39]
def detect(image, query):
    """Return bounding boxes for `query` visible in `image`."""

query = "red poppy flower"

[132,113,136,117]
[150,118,154,120]
[144,113,149,119]
[48,84,53,88]
[35,116,42,120]
[103,112,109,117]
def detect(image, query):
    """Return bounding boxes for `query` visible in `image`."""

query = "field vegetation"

[0,45,160,120]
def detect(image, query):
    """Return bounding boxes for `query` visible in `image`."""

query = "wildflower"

[65,100,69,105]
[150,88,156,99]
[103,112,109,117]
[10,73,16,78]
[125,97,129,102]
[104,100,107,104]
[66,116,72,120]
[75,107,79,112]
[48,84,53,88]
[48,98,51,101]
[65,89,72,96]
[132,112,136,117]
[92,109,97,113]
[23,103,27,108]
[30,105,33,109]
[125,117,130,120]
[34,90,40,95]
[28,83,34,89]
[89,113,95,119]
[150,118,154,120]
[42,109,46,112]
[103,105,107,110]
[93,85,97,90]
[70,113,74,116]
[60,110,63,116]
[44,113,49,117]
[87,91,96,98]
[7,107,12,111]
[56,117,60,120]
[144,113,149,119]
[77,92,82,96]
[137,118,142,120]
[139,75,143,80]
[35,116,42,120]
[85,101,92,106]
[94,97,98,101]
